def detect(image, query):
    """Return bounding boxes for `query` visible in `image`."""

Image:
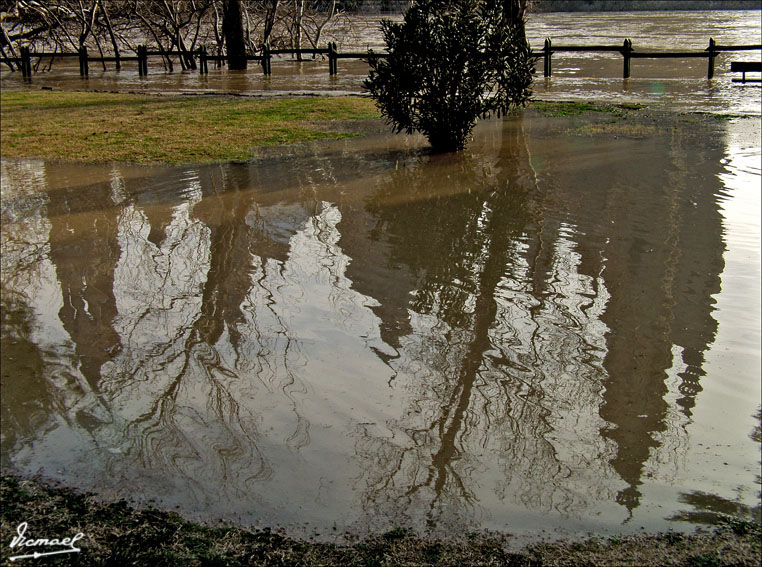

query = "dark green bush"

[365,0,534,152]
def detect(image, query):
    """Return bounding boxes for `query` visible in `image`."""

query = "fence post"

[262,43,271,75]
[543,37,552,77]
[20,46,32,78]
[79,45,89,77]
[199,45,208,74]
[24,46,32,78]
[19,46,26,77]
[139,45,148,76]
[707,37,716,79]
[622,38,632,79]
[328,42,337,75]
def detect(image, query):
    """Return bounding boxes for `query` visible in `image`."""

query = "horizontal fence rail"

[539,37,761,79]
[2,38,759,81]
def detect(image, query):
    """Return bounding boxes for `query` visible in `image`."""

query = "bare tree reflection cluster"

[346,126,620,532]
[0,161,50,304]
[1,112,752,534]
[1,160,58,467]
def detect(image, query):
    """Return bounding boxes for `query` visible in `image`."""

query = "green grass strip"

[0,90,380,165]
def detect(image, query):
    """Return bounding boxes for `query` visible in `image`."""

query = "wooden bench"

[730,61,762,83]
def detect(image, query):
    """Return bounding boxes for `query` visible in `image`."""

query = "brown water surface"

[1,110,760,542]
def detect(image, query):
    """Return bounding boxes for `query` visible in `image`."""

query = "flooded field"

[2,7,761,547]
[1,10,760,114]
[2,107,760,543]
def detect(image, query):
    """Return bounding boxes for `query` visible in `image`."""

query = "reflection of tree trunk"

[191,173,255,351]
[351,119,541,514]
[429,126,538,501]
[593,123,723,514]
[46,187,122,392]
[429,198,513,498]
[196,224,243,347]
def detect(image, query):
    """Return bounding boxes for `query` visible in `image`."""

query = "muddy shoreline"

[2,474,760,566]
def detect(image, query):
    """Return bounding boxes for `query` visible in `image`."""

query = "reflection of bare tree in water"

[2,155,374,516]
[346,115,730,530]
[1,157,329,508]
[593,127,724,515]
[107,165,313,498]
[518,116,727,517]
[0,118,739,532]
[344,119,616,532]
[45,173,123,397]
[1,162,56,462]
[2,161,123,458]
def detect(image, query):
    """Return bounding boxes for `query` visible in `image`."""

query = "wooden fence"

[540,37,761,79]
[2,38,760,80]
[1,42,358,78]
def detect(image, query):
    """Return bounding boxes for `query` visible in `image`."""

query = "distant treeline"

[530,0,761,11]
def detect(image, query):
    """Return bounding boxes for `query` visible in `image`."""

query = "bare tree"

[300,0,337,50]
[261,0,279,46]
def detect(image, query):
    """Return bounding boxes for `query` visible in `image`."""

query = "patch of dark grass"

[719,515,762,536]
[618,103,647,110]
[688,553,721,567]
[685,110,748,121]
[382,526,408,541]
[530,100,639,117]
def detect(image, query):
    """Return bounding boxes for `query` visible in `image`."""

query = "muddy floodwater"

[2,7,762,545]
[2,106,760,543]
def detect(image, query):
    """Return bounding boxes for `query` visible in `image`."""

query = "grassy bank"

[1,475,759,566]
[0,90,379,165]
[2,90,747,167]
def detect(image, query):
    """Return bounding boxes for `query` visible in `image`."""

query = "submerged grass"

[1,475,760,566]
[530,100,646,117]
[0,90,379,165]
